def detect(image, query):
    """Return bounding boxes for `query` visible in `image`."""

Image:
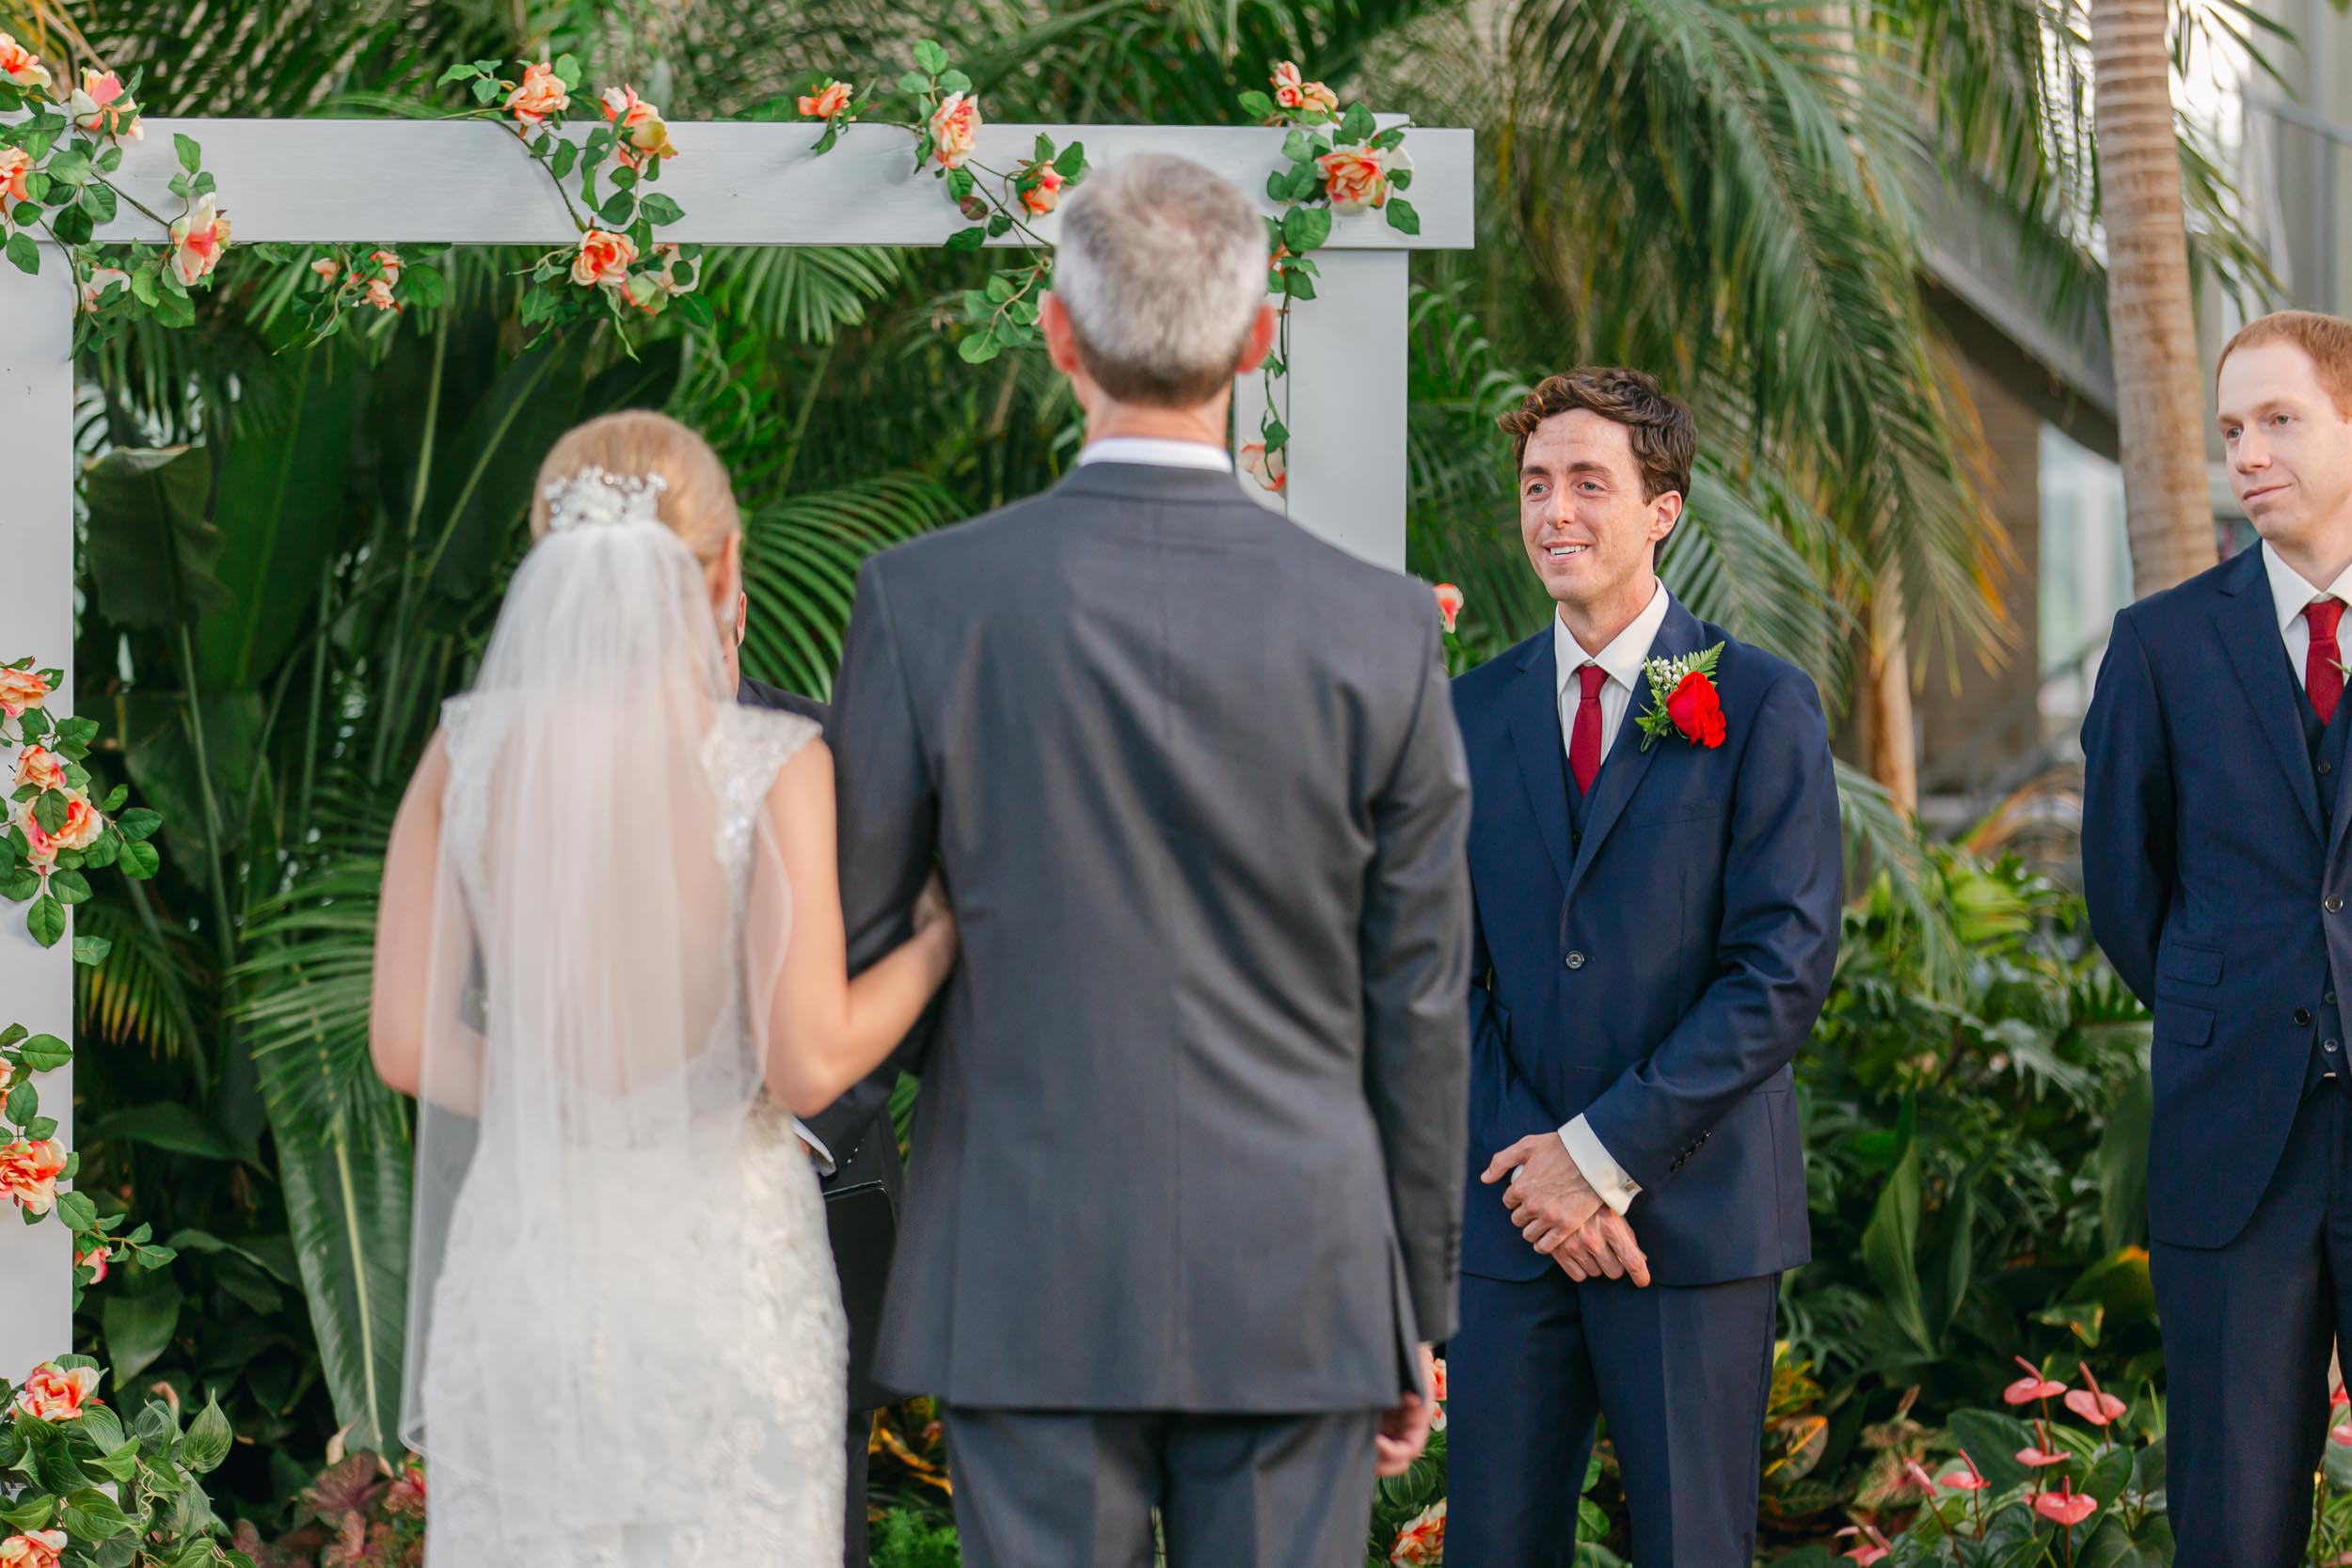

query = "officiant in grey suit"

[828,152,1473,1568]
[723,601,898,1568]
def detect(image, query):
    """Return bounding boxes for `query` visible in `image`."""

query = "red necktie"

[1569,664,1606,795]
[2312,597,2346,727]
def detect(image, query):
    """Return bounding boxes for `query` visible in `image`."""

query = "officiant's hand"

[1553,1212,1651,1287]
[1482,1133,1605,1255]
[1375,1343,1441,1476]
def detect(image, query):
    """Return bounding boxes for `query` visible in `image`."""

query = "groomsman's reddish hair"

[1499,368,1695,503]
[2217,309,2352,416]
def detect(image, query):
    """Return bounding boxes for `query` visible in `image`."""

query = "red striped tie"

[2311,597,2346,727]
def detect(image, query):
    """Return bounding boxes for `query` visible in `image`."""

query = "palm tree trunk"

[1864,585,1920,815]
[2092,0,2217,596]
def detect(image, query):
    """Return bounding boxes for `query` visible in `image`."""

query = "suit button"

[2331,1039,2344,1055]
[2297,1008,2315,1027]
[1565,951,1586,970]
[2330,897,2345,914]
[2330,991,2339,1006]
[2325,762,2336,776]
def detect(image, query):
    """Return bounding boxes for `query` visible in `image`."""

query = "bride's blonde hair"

[528,410,739,564]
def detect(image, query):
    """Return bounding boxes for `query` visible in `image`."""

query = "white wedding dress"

[396,494,847,1568]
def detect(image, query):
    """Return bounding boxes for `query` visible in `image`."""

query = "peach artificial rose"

[14,744,63,793]
[0,148,31,207]
[169,195,231,286]
[504,60,570,128]
[1241,440,1286,495]
[1270,62,1337,118]
[12,1362,100,1422]
[81,264,130,312]
[53,794,103,851]
[799,80,853,120]
[0,1138,67,1217]
[0,1530,68,1568]
[601,86,677,168]
[78,1242,108,1285]
[930,91,981,170]
[1317,143,1406,213]
[570,228,638,288]
[67,68,140,140]
[310,258,341,284]
[1432,583,1463,635]
[1389,1500,1444,1566]
[360,248,403,310]
[1020,163,1065,216]
[17,805,56,870]
[0,666,49,717]
[0,33,51,92]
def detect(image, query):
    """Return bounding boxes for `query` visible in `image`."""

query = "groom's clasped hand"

[1481,1133,1650,1287]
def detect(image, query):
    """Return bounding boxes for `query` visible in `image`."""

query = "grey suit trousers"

[942,1406,1379,1568]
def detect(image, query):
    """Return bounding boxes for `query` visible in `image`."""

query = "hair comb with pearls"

[542,466,669,531]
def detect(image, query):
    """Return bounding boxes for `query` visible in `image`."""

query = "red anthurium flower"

[1942,1450,1991,1492]
[1902,1458,1940,1495]
[2033,1480,2098,1528]
[2004,1354,2067,1405]
[2062,1364,2125,1427]
[1836,1524,1892,1565]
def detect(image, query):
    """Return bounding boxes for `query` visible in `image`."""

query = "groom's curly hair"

[1499,368,1695,503]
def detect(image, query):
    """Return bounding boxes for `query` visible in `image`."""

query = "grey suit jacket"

[832,460,1472,1413]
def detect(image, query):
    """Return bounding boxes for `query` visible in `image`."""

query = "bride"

[369,410,958,1568]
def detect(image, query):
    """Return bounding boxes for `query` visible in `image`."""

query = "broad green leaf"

[19,1034,70,1071]
[92,1102,243,1162]
[1860,1132,1934,1356]
[273,1115,411,1453]
[83,446,229,631]
[102,1280,182,1384]
[26,894,63,948]
[179,1394,231,1474]
[1281,206,1333,253]
[1386,198,1421,236]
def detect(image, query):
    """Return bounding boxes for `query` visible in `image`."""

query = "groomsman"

[1446,369,1842,1566]
[2083,309,2352,1566]
[723,594,898,1568]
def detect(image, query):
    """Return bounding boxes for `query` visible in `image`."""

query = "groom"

[830,152,1471,1568]
[1446,369,1841,1565]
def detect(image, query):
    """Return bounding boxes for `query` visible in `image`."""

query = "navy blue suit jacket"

[1453,599,1840,1285]
[2081,544,2352,1250]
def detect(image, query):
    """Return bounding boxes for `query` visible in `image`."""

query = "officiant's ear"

[733,592,748,649]
[1041,292,1083,376]
[1233,301,1279,376]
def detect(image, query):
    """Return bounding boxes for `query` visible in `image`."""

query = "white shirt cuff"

[1560,1116,1641,1215]
[791,1119,838,1178]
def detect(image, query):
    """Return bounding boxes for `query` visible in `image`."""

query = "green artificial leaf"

[944,225,986,253]
[1281,206,1332,254]
[18,1034,68,1071]
[179,1394,231,1474]
[26,894,63,947]
[958,331,999,364]
[6,231,37,276]
[173,133,200,174]
[1340,103,1377,145]
[55,1189,97,1230]
[913,39,950,75]
[1237,90,1275,119]
[59,1486,133,1541]
[553,53,581,88]
[1054,141,1086,180]
[72,932,111,968]
[116,808,163,842]
[639,193,684,226]
[435,63,478,86]
[1386,198,1421,236]
[121,839,159,879]
[51,869,91,906]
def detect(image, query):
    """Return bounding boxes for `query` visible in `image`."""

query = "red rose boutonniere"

[1634,643,1727,752]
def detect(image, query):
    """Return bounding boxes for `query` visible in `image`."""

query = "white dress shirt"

[2263,542,2352,687]
[1076,436,1235,472]
[1550,582,1674,1217]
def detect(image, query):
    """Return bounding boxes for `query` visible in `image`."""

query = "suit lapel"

[1504,633,1575,890]
[1563,598,1707,907]
[2214,550,2325,843]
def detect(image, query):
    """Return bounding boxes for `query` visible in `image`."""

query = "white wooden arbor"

[0,116,1474,1376]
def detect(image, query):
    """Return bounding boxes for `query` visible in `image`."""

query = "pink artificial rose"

[0,33,52,92]
[1020,163,1065,216]
[0,147,31,206]
[0,1138,66,1216]
[930,90,981,169]
[799,80,853,119]
[78,1242,108,1285]
[17,806,56,870]
[570,228,638,288]
[1270,62,1338,118]
[0,666,50,717]
[14,744,62,793]
[0,1530,68,1568]
[600,86,677,168]
[1317,144,1407,213]
[11,1362,100,1422]
[168,196,231,287]
[67,69,140,140]
[504,60,570,128]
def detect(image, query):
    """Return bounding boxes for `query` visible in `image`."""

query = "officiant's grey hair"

[1052,153,1267,405]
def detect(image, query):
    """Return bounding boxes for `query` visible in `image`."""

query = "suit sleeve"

[1361,619,1474,1344]
[1581,670,1842,1192]
[796,1064,898,1174]
[2079,610,2172,1004]
[832,558,944,1074]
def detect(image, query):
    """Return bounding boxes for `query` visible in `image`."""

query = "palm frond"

[740,472,965,698]
[74,895,207,1062]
